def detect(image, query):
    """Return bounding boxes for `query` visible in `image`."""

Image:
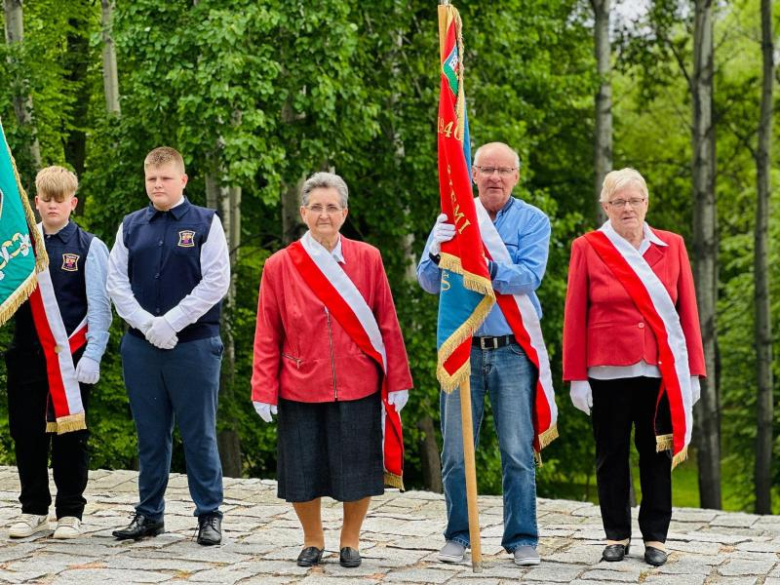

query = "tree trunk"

[206,165,243,479]
[3,0,42,170]
[753,0,774,515]
[417,416,442,494]
[101,0,121,115]
[691,0,721,510]
[592,0,611,224]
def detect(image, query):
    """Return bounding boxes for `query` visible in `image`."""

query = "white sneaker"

[438,541,467,563]
[53,516,81,539]
[8,514,50,538]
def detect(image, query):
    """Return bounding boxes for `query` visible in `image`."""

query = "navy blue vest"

[122,198,221,342]
[13,221,94,349]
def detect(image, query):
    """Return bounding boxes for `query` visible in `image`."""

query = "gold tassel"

[439,254,495,298]
[53,413,87,434]
[45,422,59,433]
[384,472,405,491]
[655,434,674,453]
[538,424,559,450]
[0,271,38,327]
[671,447,688,470]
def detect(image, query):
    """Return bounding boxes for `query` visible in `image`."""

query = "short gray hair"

[473,142,521,169]
[599,168,648,203]
[301,172,349,208]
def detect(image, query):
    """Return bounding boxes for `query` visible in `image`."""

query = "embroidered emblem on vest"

[61,253,80,272]
[178,230,196,248]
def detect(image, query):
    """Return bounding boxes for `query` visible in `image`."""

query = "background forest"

[0,0,777,514]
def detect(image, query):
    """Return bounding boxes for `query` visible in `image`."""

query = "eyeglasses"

[607,197,646,208]
[305,204,343,215]
[475,166,517,177]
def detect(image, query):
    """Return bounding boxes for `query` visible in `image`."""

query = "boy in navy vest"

[4,166,111,539]
[106,147,229,546]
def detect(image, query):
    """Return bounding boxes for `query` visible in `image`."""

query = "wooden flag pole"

[459,378,482,572]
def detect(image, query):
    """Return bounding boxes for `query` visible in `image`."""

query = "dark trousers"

[590,377,672,543]
[4,347,90,520]
[120,333,224,520]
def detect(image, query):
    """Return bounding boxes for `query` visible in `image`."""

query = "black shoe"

[602,542,630,562]
[644,546,668,566]
[296,546,324,567]
[197,513,222,546]
[339,547,361,568]
[112,514,165,540]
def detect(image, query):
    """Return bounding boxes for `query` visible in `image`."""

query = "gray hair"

[473,142,521,169]
[301,172,349,208]
[599,168,649,203]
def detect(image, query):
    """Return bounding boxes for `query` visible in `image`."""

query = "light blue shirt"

[83,238,111,362]
[417,196,551,336]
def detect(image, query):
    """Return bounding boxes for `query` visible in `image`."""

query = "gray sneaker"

[513,545,540,566]
[438,541,466,563]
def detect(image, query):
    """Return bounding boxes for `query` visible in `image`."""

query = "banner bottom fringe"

[384,472,405,491]
[655,434,674,452]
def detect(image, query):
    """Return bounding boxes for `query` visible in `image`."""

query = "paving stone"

[718,559,776,576]
[384,567,463,582]
[580,567,642,581]
[49,568,172,583]
[642,575,708,585]
[657,556,719,574]
[523,562,586,581]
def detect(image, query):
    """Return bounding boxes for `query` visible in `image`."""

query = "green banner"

[0,118,47,326]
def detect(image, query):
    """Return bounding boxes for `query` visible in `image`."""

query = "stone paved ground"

[0,466,776,584]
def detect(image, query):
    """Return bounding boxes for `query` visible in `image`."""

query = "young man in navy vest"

[5,166,111,539]
[107,147,229,546]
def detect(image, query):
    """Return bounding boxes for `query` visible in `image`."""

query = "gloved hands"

[570,380,593,416]
[429,213,456,256]
[132,309,155,335]
[253,401,278,423]
[146,316,178,350]
[75,356,100,385]
[388,390,410,413]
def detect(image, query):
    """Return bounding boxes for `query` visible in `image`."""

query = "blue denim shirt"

[417,196,551,336]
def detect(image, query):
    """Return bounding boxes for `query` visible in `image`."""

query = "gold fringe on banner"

[538,424,559,450]
[384,472,405,491]
[0,271,37,327]
[655,433,674,453]
[671,446,688,470]
[46,413,87,435]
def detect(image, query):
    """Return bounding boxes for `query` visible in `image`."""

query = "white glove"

[146,316,178,350]
[691,376,701,406]
[131,309,155,335]
[570,380,593,416]
[429,213,456,256]
[75,356,100,385]
[253,401,278,423]
[388,390,410,413]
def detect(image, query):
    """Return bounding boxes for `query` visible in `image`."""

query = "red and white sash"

[584,225,692,468]
[29,226,88,433]
[287,232,405,489]
[476,200,558,458]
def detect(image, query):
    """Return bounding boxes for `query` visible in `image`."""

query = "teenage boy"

[4,166,111,539]
[107,146,229,546]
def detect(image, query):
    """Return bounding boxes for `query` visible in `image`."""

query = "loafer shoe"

[438,541,466,563]
[112,514,165,540]
[513,545,541,566]
[53,516,81,539]
[644,546,668,566]
[602,542,630,562]
[339,546,362,568]
[8,514,50,538]
[296,546,324,567]
[197,512,222,546]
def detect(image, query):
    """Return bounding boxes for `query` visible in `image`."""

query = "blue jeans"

[440,343,538,552]
[121,334,224,520]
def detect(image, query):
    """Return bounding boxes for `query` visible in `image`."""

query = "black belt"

[472,335,516,350]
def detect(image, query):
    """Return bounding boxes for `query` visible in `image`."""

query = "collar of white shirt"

[601,221,668,255]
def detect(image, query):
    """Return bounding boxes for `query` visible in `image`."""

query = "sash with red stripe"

[584,229,693,468]
[475,201,558,459]
[28,260,88,434]
[287,233,405,489]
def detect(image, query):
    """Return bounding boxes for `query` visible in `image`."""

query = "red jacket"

[563,228,706,381]
[251,237,413,404]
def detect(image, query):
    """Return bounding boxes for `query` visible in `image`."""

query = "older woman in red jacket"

[563,168,705,568]
[251,172,412,569]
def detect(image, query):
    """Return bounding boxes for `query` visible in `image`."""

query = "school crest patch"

[178,230,196,248]
[61,253,80,272]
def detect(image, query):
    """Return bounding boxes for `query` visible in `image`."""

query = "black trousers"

[590,377,672,543]
[4,346,90,520]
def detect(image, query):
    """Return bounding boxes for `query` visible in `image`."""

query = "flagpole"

[458,378,483,572]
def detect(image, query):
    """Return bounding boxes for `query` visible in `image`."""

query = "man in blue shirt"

[417,142,551,566]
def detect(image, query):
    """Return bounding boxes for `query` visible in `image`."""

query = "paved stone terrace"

[0,466,776,584]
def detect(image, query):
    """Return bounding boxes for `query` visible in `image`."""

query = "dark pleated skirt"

[276,392,385,503]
